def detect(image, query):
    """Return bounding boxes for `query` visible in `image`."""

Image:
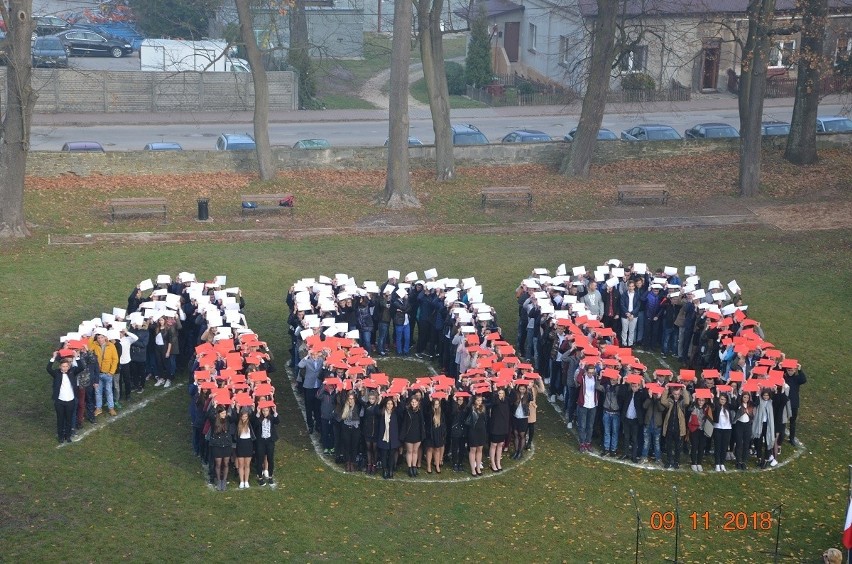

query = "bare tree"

[0,0,35,239]
[560,0,619,178]
[416,0,454,180]
[784,0,828,164]
[235,0,275,181]
[738,0,777,196]
[384,0,420,208]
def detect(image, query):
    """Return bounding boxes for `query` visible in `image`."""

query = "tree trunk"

[784,0,827,165]
[737,0,776,197]
[560,0,618,178]
[384,0,420,208]
[0,0,35,239]
[235,0,275,181]
[418,0,454,181]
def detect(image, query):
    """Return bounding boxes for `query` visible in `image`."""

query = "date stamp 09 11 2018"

[650,511,774,531]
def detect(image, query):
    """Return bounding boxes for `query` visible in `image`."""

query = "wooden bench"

[616,184,669,205]
[241,193,295,216]
[480,186,532,207]
[108,198,167,223]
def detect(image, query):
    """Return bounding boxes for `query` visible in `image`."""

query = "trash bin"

[197,198,209,221]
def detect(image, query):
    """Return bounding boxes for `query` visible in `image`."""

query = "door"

[701,40,721,90]
[504,22,520,63]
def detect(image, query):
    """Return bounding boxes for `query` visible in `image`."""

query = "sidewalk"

[32,93,843,127]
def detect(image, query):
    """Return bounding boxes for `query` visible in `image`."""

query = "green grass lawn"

[411,77,488,109]
[1,228,850,560]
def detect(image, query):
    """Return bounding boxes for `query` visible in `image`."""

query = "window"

[528,23,537,51]
[618,45,647,72]
[769,40,795,67]
[835,36,852,66]
[559,35,571,64]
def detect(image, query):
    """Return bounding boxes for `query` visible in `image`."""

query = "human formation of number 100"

[649,511,774,531]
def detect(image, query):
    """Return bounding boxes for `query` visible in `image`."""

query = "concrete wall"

[25,135,852,177]
[3,69,297,113]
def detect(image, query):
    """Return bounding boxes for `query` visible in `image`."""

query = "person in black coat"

[398,395,426,477]
[47,351,87,444]
[465,395,488,476]
[376,397,400,479]
[782,363,806,446]
[448,394,469,471]
[618,379,647,463]
[252,403,279,486]
[487,388,511,471]
[361,390,381,475]
[423,396,447,473]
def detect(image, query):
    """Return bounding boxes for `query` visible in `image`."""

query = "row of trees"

[0,0,843,237]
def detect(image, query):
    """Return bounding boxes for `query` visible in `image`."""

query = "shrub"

[445,61,466,95]
[621,72,656,90]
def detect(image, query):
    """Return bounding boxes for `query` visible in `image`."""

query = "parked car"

[33,15,70,39]
[32,36,68,68]
[621,124,682,141]
[293,138,331,149]
[761,121,790,136]
[815,115,852,133]
[384,137,424,147]
[216,133,255,151]
[451,123,489,145]
[144,142,182,151]
[684,122,739,139]
[55,29,133,58]
[61,141,104,152]
[563,127,618,141]
[501,129,552,143]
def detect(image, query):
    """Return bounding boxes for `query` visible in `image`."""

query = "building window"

[528,23,537,51]
[835,36,852,66]
[618,45,647,72]
[769,40,795,67]
[559,35,570,64]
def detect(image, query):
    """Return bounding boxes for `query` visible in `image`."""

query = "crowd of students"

[286,270,547,477]
[49,272,281,491]
[512,261,807,471]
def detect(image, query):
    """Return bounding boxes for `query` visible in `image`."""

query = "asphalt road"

[28,102,845,151]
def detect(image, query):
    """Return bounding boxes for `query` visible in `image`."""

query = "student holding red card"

[253,402,279,485]
[732,391,755,470]
[399,395,426,477]
[465,395,488,476]
[208,400,235,491]
[488,388,511,471]
[234,407,256,489]
[712,391,735,472]
[687,390,713,471]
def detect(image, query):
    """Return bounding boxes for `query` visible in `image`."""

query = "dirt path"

[359,62,431,111]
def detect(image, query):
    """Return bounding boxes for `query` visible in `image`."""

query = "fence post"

[199,73,204,111]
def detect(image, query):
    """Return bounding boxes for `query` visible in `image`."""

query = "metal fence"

[465,83,690,106]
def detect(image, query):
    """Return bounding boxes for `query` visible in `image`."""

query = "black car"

[761,121,790,136]
[55,29,133,58]
[501,129,552,143]
[564,127,618,141]
[684,122,739,139]
[33,15,70,38]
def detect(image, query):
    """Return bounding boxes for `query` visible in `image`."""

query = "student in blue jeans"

[642,390,666,463]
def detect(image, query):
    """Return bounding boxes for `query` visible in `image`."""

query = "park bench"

[480,186,533,207]
[108,198,167,223]
[616,184,669,205]
[241,193,295,216]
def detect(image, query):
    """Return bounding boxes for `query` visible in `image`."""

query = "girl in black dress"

[208,402,234,491]
[399,395,426,477]
[424,397,447,474]
[234,407,256,489]
[509,383,531,459]
[488,388,511,471]
[465,395,488,476]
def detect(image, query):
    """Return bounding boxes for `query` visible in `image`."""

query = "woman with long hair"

[376,397,400,479]
[339,390,362,472]
[361,390,381,475]
[752,388,776,469]
[399,395,426,477]
[253,403,279,485]
[687,393,713,472]
[424,397,447,474]
[234,407,255,489]
[712,392,734,472]
[465,395,488,476]
[509,383,531,459]
[732,391,754,470]
[208,401,234,491]
[448,393,469,472]
[488,388,511,471]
